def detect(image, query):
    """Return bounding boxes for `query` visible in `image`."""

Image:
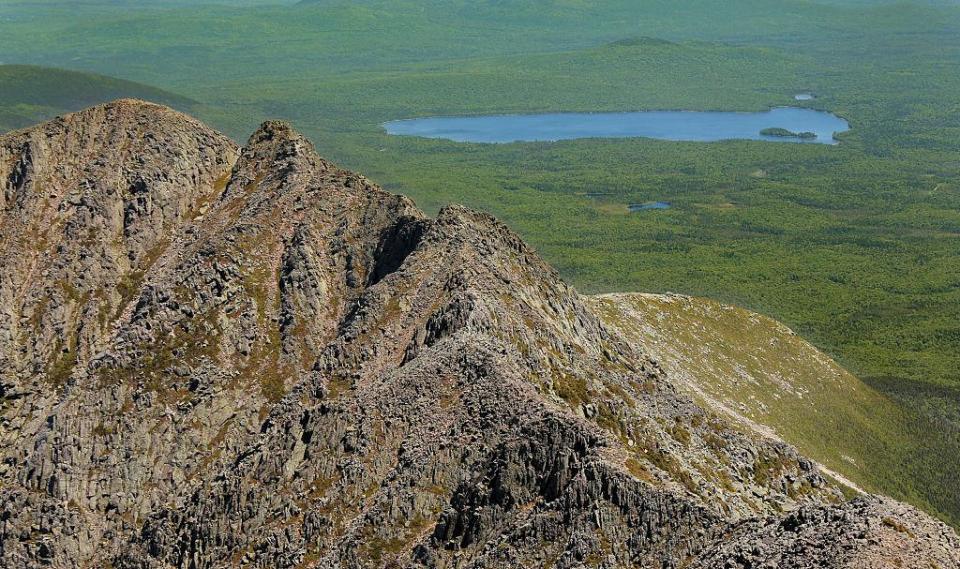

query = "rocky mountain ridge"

[0,100,956,568]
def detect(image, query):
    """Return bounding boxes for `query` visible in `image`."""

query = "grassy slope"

[590,293,960,526]
[0,65,196,133]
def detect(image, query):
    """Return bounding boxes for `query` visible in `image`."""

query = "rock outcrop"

[0,100,956,568]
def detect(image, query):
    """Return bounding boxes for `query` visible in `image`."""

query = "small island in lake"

[760,127,817,139]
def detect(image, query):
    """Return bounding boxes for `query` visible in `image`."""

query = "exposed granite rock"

[692,496,960,569]
[0,100,956,568]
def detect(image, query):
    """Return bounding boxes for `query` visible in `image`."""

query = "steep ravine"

[0,101,956,569]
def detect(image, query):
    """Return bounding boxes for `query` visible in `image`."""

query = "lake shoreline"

[384,107,850,145]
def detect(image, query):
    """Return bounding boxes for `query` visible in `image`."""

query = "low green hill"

[588,292,960,526]
[0,65,196,133]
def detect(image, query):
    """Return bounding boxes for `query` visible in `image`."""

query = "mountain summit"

[0,101,956,568]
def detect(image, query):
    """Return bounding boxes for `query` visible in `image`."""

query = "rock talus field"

[0,101,957,568]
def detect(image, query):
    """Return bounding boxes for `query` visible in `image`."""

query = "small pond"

[384,107,849,145]
[629,201,671,212]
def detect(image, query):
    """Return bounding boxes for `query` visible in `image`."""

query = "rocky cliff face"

[0,101,956,569]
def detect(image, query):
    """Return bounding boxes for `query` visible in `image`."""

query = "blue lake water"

[384,107,849,145]
[629,201,671,212]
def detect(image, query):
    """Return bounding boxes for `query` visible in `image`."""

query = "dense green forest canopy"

[2,0,960,525]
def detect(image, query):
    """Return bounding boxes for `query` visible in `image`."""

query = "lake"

[384,107,849,145]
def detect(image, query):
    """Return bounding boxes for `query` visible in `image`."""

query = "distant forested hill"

[0,65,194,132]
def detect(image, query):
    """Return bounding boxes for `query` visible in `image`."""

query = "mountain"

[0,100,957,568]
[0,65,196,134]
